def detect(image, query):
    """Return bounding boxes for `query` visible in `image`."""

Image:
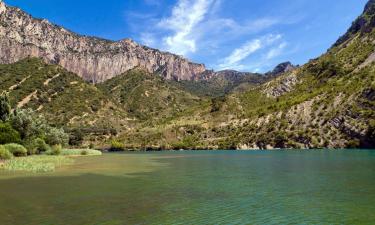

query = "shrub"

[0,123,21,144]
[25,138,51,155]
[10,109,36,139]
[110,140,125,151]
[45,128,69,147]
[274,132,288,148]
[0,92,11,122]
[81,150,88,155]
[3,143,28,157]
[0,145,13,160]
[10,109,69,146]
[48,144,62,155]
[69,129,84,146]
[60,149,102,156]
[346,139,360,149]
[89,143,95,149]
[3,155,74,173]
[36,138,50,152]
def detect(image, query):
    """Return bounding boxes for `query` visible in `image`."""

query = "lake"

[0,150,374,225]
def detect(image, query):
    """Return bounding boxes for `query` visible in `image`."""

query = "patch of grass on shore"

[61,149,102,156]
[2,155,74,173]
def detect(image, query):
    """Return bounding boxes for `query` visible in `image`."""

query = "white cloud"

[218,34,282,70]
[140,32,156,47]
[129,0,296,71]
[266,42,287,60]
[157,0,216,55]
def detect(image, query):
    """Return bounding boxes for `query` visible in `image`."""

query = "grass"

[2,155,74,173]
[61,149,102,156]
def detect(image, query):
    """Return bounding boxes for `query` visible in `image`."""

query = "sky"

[4,0,369,72]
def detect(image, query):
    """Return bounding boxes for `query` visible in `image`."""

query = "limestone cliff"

[0,0,206,83]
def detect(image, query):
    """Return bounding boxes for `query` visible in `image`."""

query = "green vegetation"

[99,68,202,121]
[0,90,102,173]
[110,140,126,151]
[0,92,11,122]
[3,143,27,157]
[2,155,74,173]
[0,123,21,144]
[173,71,266,97]
[0,145,13,160]
[61,149,102,156]
[26,138,51,155]
[0,1,374,150]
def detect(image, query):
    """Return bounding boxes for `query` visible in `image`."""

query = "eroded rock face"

[266,62,296,77]
[0,1,206,83]
[263,71,299,98]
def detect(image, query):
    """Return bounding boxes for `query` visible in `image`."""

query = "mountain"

[117,0,375,150]
[265,62,297,77]
[0,0,206,83]
[207,0,375,149]
[174,70,266,97]
[0,0,374,150]
[334,0,375,47]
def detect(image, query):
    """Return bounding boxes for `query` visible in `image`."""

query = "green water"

[0,150,375,225]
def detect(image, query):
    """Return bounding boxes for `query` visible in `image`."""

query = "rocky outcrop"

[334,0,375,46]
[263,71,299,97]
[266,62,296,77]
[0,1,206,83]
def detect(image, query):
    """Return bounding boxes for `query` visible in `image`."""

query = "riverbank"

[0,149,102,173]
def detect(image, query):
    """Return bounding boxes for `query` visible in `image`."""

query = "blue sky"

[4,0,368,72]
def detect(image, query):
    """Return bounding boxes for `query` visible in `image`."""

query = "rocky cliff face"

[334,0,375,46]
[0,0,206,83]
[265,62,296,77]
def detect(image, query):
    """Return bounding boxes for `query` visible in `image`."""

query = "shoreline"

[104,148,375,153]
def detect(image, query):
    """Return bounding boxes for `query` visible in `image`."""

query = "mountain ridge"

[0,0,207,82]
[0,0,374,150]
[0,0,297,84]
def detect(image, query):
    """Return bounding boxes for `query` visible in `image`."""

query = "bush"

[0,145,13,160]
[0,92,11,122]
[3,155,74,173]
[47,144,62,156]
[25,138,51,155]
[3,143,27,157]
[34,138,50,153]
[89,143,95,149]
[10,109,69,146]
[60,149,102,156]
[45,127,69,147]
[0,123,21,144]
[110,140,125,151]
[10,109,36,139]
[81,150,88,155]
[69,129,84,146]
[346,139,360,149]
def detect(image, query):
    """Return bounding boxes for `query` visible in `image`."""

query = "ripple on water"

[0,150,375,225]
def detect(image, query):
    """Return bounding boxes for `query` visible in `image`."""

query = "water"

[0,150,374,225]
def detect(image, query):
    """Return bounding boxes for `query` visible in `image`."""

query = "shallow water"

[0,150,374,225]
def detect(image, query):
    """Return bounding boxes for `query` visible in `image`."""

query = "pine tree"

[0,92,11,122]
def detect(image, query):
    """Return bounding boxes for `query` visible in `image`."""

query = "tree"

[69,129,84,146]
[44,127,69,146]
[10,108,69,146]
[274,131,288,148]
[10,108,36,139]
[0,92,11,122]
[0,122,21,144]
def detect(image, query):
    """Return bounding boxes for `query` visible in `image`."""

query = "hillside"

[112,0,375,149]
[0,0,374,150]
[191,0,375,149]
[98,69,204,121]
